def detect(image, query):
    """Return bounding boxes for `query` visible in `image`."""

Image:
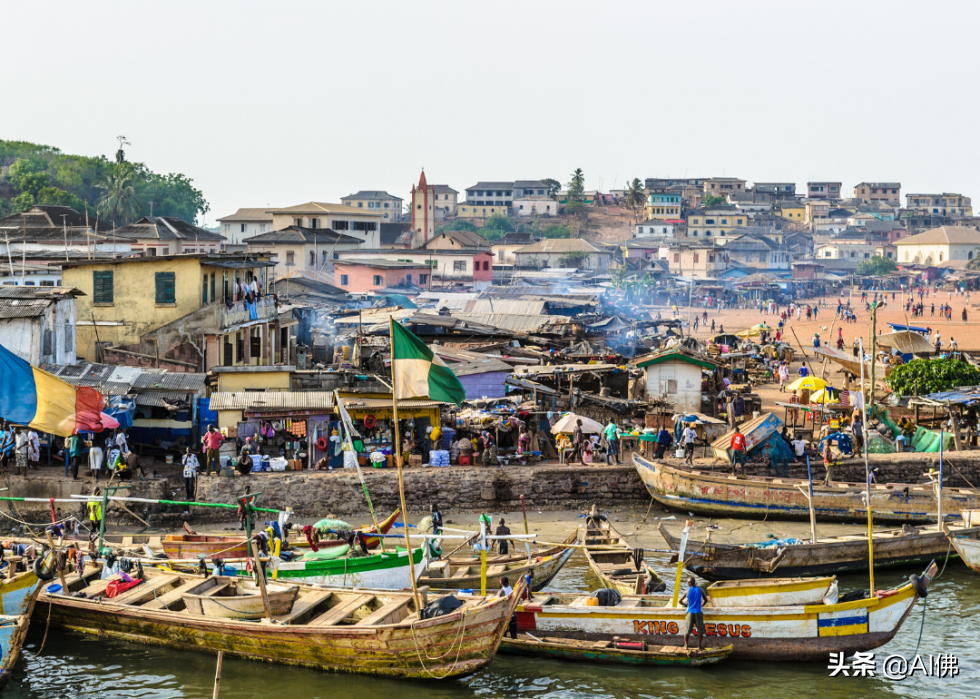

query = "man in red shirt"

[730,429,747,474]
[202,425,225,476]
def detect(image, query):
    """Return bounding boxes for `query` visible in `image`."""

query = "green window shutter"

[93,271,113,303]
[155,272,176,304]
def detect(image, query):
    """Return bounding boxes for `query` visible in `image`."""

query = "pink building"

[335,260,431,293]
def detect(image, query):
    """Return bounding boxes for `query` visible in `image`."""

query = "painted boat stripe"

[818,614,868,627]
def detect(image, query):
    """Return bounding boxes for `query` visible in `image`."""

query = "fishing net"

[314,518,353,535]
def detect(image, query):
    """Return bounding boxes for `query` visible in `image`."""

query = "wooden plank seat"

[357,598,413,626]
[143,578,202,610]
[112,574,181,606]
[485,565,508,577]
[451,568,473,579]
[78,579,113,599]
[275,590,333,625]
[310,594,375,626]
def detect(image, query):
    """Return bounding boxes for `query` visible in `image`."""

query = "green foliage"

[885,358,980,397]
[535,223,571,238]
[625,178,645,219]
[482,214,514,233]
[702,194,727,206]
[557,250,590,267]
[97,164,140,225]
[437,219,476,234]
[541,178,561,198]
[856,255,897,276]
[0,139,209,225]
[567,168,585,200]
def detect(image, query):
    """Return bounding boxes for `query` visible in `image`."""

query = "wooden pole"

[389,316,422,614]
[805,455,818,544]
[242,495,273,622]
[947,400,963,451]
[858,337,874,596]
[212,651,223,699]
[671,520,692,608]
[520,494,531,560]
[480,516,488,596]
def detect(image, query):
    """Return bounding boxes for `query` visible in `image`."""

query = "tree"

[97,163,140,226]
[542,178,561,198]
[855,255,897,276]
[557,250,590,268]
[967,249,980,270]
[702,194,727,206]
[886,358,980,396]
[624,178,646,223]
[567,168,585,200]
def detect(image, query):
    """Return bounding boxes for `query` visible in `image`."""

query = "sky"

[4,1,979,224]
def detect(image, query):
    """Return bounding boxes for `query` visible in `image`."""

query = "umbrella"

[809,388,839,404]
[786,376,828,392]
[751,323,773,331]
[735,327,761,338]
[551,414,604,434]
[98,413,120,431]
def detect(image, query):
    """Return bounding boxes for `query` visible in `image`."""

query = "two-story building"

[854,182,901,205]
[242,226,364,277]
[703,178,746,196]
[335,248,495,290]
[636,220,677,237]
[340,191,404,220]
[905,193,973,217]
[645,189,682,219]
[686,207,747,239]
[895,226,980,265]
[463,180,549,211]
[266,203,382,248]
[662,243,728,278]
[62,253,283,370]
[805,199,831,224]
[752,182,796,200]
[216,208,275,243]
[721,235,789,271]
[777,201,806,223]
[806,182,842,200]
[513,238,611,272]
[110,216,226,256]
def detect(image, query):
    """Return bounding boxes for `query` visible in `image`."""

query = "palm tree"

[625,178,645,224]
[97,164,140,226]
[568,168,585,199]
[967,247,980,270]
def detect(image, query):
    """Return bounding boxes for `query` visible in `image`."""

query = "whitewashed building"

[0,287,80,365]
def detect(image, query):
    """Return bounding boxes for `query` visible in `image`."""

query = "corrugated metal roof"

[132,373,206,391]
[0,299,53,319]
[135,392,194,407]
[332,309,414,325]
[449,359,514,377]
[209,392,337,411]
[451,313,571,333]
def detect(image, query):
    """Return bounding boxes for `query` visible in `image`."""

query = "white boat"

[706,577,836,608]
[272,547,426,589]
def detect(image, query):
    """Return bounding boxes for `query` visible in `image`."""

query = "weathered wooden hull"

[274,548,426,589]
[0,571,42,689]
[516,580,924,662]
[582,519,665,595]
[499,635,731,666]
[706,578,834,607]
[948,535,980,572]
[34,583,518,679]
[163,535,249,560]
[634,453,980,523]
[661,523,972,581]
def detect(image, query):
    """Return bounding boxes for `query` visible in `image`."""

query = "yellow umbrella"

[752,323,773,331]
[809,388,838,404]
[786,376,827,392]
[736,327,761,338]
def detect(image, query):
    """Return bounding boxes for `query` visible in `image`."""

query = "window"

[93,271,113,303]
[865,253,871,259]
[673,254,680,263]
[453,260,467,271]
[353,222,377,231]
[340,274,348,285]
[322,251,329,264]
[155,272,176,304]
[309,218,319,229]
[236,332,244,362]
[40,280,55,286]
[211,273,216,302]
[333,220,350,230]
[203,274,208,304]
[693,253,699,263]
[358,202,363,208]
[373,275,382,286]
[940,252,944,262]
[286,251,295,265]
[294,218,303,226]
[406,274,412,284]
[147,248,157,256]
[420,274,428,285]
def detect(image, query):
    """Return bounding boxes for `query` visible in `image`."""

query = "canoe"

[705,577,835,607]
[0,568,42,690]
[418,532,577,591]
[709,412,782,463]
[181,577,299,619]
[582,514,666,595]
[273,547,426,589]
[499,633,731,667]
[660,521,977,581]
[947,534,980,571]
[515,561,938,662]
[35,565,520,679]
[633,453,980,523]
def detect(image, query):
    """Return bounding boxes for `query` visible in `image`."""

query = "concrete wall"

[0,298,76,365]
[644,360,703,413]
[216,370,292,392]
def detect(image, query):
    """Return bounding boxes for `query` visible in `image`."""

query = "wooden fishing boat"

[660,521,978,581]
[418,532,577,591]
[582,516,665,594]
[273,546,427,589]
[515,562,938,662]
[633,453,980,523]
[499,633,731,667]
[0,567,42,690]
[709,412,782,462]
[182,576,299,619]
[705,577,835,607]
[34,565,520,679]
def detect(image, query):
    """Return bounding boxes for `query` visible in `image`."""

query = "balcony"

[220,296,277,329]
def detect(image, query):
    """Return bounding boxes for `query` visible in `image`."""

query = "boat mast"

[859,336,875,596]
[804,454,817,544]
[333,389,386,551]
[670,520,693,608]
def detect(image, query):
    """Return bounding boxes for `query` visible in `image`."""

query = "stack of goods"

[429,450,450,467]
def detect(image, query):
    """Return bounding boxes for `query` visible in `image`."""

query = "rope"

[32,594,54,657]
[409,608,468,679]
[912,596,927,657]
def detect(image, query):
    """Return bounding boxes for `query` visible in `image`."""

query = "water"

[6,547,978,698]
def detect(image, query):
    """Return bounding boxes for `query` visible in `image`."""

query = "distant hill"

[0,140,208,225]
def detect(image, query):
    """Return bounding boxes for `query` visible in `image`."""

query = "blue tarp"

[888,323,929,333]
[103,396,135,429]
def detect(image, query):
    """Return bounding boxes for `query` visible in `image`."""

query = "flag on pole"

[0,343,103,436]
[390,321,466,406]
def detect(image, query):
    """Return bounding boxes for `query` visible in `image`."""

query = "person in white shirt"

[790,438,807,460]
[950,337,958,351]
[182,447,200,507]
[682,425,698,464]
[13,427,28,476]
[89,438,104,480]
[115,430,128,454]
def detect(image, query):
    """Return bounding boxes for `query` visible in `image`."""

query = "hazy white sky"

[5,1,978,223]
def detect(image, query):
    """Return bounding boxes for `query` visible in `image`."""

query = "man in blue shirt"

[799,363,809,378]
[681,576,705,650]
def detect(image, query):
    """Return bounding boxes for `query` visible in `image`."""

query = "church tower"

[411,169,435,247]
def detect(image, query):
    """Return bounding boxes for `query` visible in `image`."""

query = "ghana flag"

[0,343,103,436]
[391,321,465,406]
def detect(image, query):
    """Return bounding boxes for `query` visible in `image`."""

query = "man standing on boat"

[682,423,697,464]
[495,517,511,555]
[681,577,705,651]
[730,427,747,474]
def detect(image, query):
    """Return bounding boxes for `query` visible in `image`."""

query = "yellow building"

[455,203,509,219]
[778,202,806,222]
[905,193,973,217]
[63,253,286,368]
[685,208,746,239]
[213,366,293,393]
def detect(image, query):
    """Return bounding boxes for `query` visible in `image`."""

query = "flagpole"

[390,316,422,614]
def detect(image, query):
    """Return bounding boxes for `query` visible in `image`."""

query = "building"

[492,231,538,265]
[777,201,806,223]
[815,240,883,261]
[636,221,677,237]
[242,226,364,277]
[513,197,557,216]
[265,203,382,248]
[662,243,728,278]
[216,208,274,243]
[645,189,682,219]
[334,260,431,294]
[448,358,513,400]
[0,205,132,257]
[805,199,830,224]
[335,248,495,289]
[421,230,491,252]
[853,182,901,205]
[645,177,707,189]
[703,178,746,196]
[686,207,747,239]
[340,191,403,221]
[752,182,796,199]
[806,182,842,200]
[0,286,79,365]
[895,226,980,265]
[721,235,789,270]
[456,202,510,219]
[62,253,281,368]
[636,350,718,413]
[0,263,64,287]
[433,185,458,217]
[463,180,549,209]
[905,193,973,217]
[110,216,226,256]
[513,238,611,272]
[379,222,413,249]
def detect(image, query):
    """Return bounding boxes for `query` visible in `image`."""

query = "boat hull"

[949,535,980,572]
[421,547,575,592]
[0,571,41,689]
[634,453,980,523]
[516,583,921,662]
[498,635,731,666]
[274,549,426,589]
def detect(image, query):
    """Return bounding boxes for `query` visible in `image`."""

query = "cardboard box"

[409,454,422,467]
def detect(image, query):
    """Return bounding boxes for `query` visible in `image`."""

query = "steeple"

[418,169,428,189]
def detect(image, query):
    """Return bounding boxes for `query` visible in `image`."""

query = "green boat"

[269,546,426,588]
